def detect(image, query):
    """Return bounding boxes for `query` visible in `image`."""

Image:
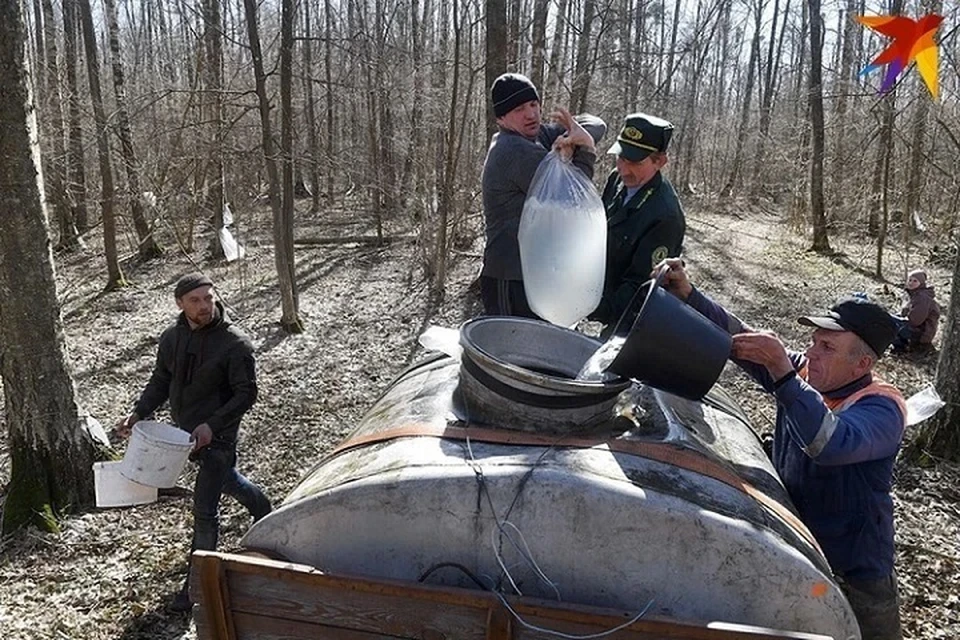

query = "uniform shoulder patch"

[651,245,669,266]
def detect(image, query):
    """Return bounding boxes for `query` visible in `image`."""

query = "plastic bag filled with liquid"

[519,151,606,327]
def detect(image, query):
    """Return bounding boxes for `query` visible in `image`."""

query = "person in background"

[480,72,606,317]
[116,273,272,613]
[590,113,685,332]
[657,258,906,640]
[892,268,939,354]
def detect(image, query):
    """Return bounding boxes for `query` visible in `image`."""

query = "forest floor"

[0,195,958,639]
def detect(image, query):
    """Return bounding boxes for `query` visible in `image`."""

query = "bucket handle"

[651,262,671,289]
[608,263,672,339]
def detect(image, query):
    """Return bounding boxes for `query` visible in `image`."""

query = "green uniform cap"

[607,113,674,162]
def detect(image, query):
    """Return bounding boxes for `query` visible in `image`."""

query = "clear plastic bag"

[905,385,945,426]
[418,325,462,362]
[518,151,606,327]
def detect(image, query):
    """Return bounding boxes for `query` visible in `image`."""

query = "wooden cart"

[191,551,834,640]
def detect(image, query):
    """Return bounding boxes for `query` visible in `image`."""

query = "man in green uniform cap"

[590,113,685,332]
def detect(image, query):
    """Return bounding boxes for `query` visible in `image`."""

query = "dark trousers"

[186,447,271,588]
[479,276,538,319]
[892,318,921,350]
[839,571,903,640]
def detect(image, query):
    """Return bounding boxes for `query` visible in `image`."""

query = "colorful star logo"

[856,14,943,99]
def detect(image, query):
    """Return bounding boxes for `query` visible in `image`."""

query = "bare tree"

[302,0,321,214]
[202,0,225,259]
[0,0,105,534]
[61,0,88,234]
[279,0,301,328]
[569,0,597,113]
[104,0,162,260]
[910,247,960,461]
[243,0,302,332]
[529,0,548,89]
[77,0,125,288]
[323,0,336,199]
[38,0,80,250]
[807,0,830,252]
[485,0,507,140]
[721,0,761,196]
[868,0,903,274]
[658,0,683,111]
[750,0,786,197]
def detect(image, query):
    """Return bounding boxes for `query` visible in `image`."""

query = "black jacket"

[134,302,257,444]
[591,171,685,327]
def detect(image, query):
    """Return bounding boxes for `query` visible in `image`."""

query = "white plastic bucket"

[119,421,193,488]
[93,461,158,508]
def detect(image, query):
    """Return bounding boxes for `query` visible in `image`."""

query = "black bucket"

[605,277,731,400]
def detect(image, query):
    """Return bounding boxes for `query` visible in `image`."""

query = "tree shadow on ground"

[73,334,158,382]
[239,244,391,358]
[231,249,351,316]
[403,286,445,367]
[828,251,892,284]
[400,254,484,367]
[115,598,192,640]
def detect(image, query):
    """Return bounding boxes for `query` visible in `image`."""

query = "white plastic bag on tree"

[518,151,606,327]
[219,225,246,262]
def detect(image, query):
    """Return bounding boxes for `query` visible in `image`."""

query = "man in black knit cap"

[117,272,272,613]
[480,73,606,317]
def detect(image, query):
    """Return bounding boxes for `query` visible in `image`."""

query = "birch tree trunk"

[0,0,104,534]
[303,0,321,214]
[910,249,960,461]
[39,0,79,250]
[77,0,125,289]
[104,0,162,260]
[545,0,569,104]
[61,0,88,234]
[324,0,335,199]
[721,6,760,196]
[202,0,225,259]
[279,0,301,324]
[569,0,596,113]
[529,0,548,90]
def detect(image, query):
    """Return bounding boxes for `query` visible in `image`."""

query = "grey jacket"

[481,115,606,280]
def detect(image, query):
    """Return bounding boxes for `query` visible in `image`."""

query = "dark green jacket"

[591,171,685,327]
[134,302,257,445]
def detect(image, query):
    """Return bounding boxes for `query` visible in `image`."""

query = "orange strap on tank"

[328,424,823,554]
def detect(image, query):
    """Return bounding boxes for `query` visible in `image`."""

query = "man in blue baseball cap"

[658,258,906,640]
[591,113,685,332]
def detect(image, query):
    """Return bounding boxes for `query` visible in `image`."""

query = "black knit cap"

[491,73,540,118]
[174,272,214,299]
[798,297,898,358]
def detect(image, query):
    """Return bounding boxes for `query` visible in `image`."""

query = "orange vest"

[799,366,907,427]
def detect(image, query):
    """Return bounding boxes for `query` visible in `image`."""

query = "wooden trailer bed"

[190,551,835,640]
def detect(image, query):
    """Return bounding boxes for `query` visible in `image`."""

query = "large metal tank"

[243,318,860,639]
